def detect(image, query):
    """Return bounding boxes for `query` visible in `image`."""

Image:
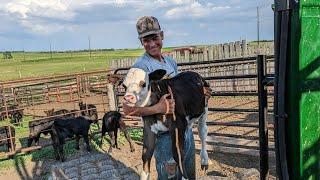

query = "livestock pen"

[0,55,276,179]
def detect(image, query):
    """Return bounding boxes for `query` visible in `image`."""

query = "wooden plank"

[229,42,235,58]
[242,40,247,57]
[184,50,190,62]
[208,46,213,60]
[235,41,241,57]
[223,43,229,59]
[203,47,208,61]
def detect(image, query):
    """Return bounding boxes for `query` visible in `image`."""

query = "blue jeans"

[154,128,195,180]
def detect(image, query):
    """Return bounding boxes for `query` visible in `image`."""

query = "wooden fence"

[0,70,111,119]
[108,40,274,69]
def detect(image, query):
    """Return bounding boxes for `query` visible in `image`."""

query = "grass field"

[0,47,172,81]
[0,40,272,81]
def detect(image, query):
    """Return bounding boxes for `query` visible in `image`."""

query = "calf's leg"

[107,131,115,153]
[119,120,135,152]
[171,116,187,179]
[100,129,106,148]
[83,133,91,152]
[75,135,80,150]
[198,107,209,170]
[141,120,156,180]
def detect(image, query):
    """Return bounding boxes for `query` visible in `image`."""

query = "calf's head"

[44,108,54,116]
[114,68,166,107]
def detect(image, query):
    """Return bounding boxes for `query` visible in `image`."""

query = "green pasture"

[0,48,172,81]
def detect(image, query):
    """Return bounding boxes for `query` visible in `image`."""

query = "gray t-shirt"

[132,52,178,77]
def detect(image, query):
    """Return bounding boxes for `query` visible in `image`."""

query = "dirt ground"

[0,95,276,179]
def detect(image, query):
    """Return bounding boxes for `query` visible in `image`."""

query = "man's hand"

[156,93,175,115]
[122,103,136,116]
[122,93,175,116]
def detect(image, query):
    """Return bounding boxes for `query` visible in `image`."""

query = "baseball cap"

[136,16,162,38]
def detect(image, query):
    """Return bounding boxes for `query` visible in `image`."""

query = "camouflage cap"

[136,16,161,38]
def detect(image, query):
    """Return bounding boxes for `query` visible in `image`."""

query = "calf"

[44,108,73,118]
[78,102,98,121]
[27,118,54,147]
[118,68,209,179]
[101,111,135,153]
[51,116,98,162]
[8,104,24,125]
[0,126,16,152]
[27,109,72,147]
[0,105,23,125]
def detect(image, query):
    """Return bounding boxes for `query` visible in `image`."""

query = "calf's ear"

[149,69,167,81]
[107,74,124,86]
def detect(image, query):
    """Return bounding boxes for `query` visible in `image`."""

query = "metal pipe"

[258,55,269,179]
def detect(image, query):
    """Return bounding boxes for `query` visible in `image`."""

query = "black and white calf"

[101,111,135,153]
[116,68,209,179]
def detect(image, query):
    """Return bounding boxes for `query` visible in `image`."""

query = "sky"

[0,0,274,51]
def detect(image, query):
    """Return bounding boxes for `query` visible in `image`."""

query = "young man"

[123,16,210,179]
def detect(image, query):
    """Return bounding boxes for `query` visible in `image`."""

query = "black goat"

[101,111,135,153]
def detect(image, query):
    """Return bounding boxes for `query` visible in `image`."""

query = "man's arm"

[123,94,174,116]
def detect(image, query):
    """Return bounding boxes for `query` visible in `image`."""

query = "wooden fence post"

[229,42,235,58]
[184,50,190,62]
[223,43,230,59]
[242,40,247,57]
[203,47,208,61]
[176,51,181,63]
[107,84,117,111]
[208,46,213,60]
[217,44,222,59]
[213,45,217,60]
[235,41,241,57]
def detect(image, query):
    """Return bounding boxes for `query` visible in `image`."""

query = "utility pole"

[23,47,25,61]
[257,6,260,54]
[88,36,91,58]
[50,42,52,59]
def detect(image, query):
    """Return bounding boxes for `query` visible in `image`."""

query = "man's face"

[140,32,163,58]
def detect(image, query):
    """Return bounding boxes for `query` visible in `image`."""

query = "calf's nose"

[124,94,137,104]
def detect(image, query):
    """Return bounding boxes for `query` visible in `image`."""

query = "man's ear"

[160,31,164,40]
[149,69,166,81]
[107,74,124,86]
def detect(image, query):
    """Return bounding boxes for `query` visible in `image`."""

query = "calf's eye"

[139,81,146,88]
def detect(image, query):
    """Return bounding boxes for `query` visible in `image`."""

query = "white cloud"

[5,0,74,20]
[166,30,189,37]
[0,0,274,50]
[165,1,230,19]
[199,23,208,29]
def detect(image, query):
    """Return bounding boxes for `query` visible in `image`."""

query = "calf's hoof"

[107,147,113,154]
[55,156,60,161]
[86,146,91,152]
[201,164,208,171]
